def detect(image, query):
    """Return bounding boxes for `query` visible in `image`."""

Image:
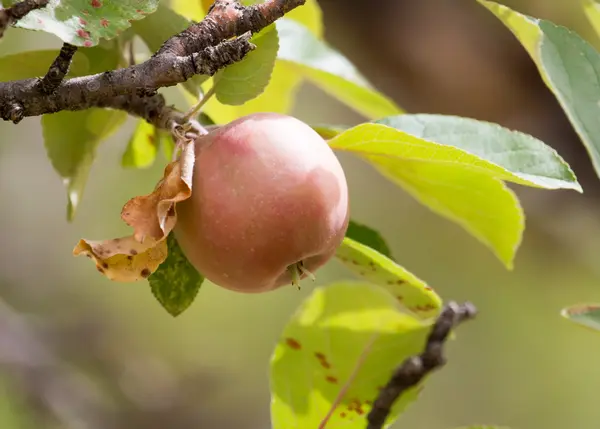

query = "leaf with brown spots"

[73,138,196,282]
[270,282,433,429]
[121,139,196,243]
[73,236,168,282]
[335,237,442,320]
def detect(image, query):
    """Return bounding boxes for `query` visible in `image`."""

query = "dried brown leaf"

[73,138,197,282]
[73,236,168,282]
[121,140,196,242]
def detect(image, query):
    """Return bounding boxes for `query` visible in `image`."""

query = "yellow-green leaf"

[270,282,432,429]
[336,238,442,320]
[122,119,159,169]
[276,18,403,119]
[479,0,600,183]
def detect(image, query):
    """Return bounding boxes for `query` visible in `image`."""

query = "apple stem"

[288,263,301,290]
[298,261,316,282]
[288,261,316,290]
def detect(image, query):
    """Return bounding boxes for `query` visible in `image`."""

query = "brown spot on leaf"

[285,338,301,350]
[140,268,151,278]
[396,280,404,285]
[340,412,347,418]
[96,265,104,273]
[325,375,338,384]
[101,262,109,269]
[100,18,109,27]
[130,249,138,256]
[315,352,326,360]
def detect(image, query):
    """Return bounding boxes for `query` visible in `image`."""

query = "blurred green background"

[2,1,600,428]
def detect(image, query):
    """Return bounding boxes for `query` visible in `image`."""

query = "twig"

[36,42,78,94]
[0,0,306,127]
[0,0,48,39]
[183,85,216,122]
[366,302,478,429]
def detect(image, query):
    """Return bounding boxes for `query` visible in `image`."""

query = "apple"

[174,112,349,293]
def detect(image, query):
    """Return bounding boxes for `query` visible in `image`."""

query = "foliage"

[5,0,600,427]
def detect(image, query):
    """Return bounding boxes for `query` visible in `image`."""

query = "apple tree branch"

[366,302,478,429]
[0,0,306,129]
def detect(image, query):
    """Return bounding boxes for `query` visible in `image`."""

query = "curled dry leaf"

[73,137,197,282]
[121,139,196,242]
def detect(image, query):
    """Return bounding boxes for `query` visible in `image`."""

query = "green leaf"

[479,0,600,183]
[346,220,394,260]
[375,114,582,192]
[131,3,208,97]
[13,0,160,47]
[148,233,204,317]
[43,108,127,220]
[270,282,432,429]
[0,50,89,80]
[561,304,600,333]
[276,18,403,119]
[199,60,302,124]
[42,42,126,220]
[121,119,158,169]
[336,238,442,320]
[328,120,580,267]
[213,23,279,105]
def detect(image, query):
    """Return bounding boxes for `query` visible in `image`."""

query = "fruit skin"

[174,112,350,293]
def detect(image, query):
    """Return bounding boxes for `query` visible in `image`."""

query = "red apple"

[174,112,349,293]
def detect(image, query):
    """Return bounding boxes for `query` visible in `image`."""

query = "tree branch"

[366,302,478,429]
[0,0,306,127]
[36,42,78,94]
[0,0,48,39]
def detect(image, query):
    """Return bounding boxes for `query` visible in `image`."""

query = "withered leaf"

[73,236,168,282]
[74,138,197,282]
[121,139,196,243]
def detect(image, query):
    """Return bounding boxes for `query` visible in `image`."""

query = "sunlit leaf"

[479,0,600,182]
[270,282,432,429]
[276,18,403,119]
[12,0,159,47]
[148,233,204,316]
[336,238,442,320]
[561,304,600,333]
[328,121,580,267]
[122,119,159,169]
[375,114,581,192]
[170,0,206,20]
[214,24,279,105]
[582,0,600,40]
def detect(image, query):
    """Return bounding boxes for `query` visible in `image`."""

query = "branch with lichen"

[0,0,306,128]
[366,302,478,429]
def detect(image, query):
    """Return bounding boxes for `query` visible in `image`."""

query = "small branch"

[36,43,78,94]
[0,0,305,127]
[0,0,48,38]
[0,34,254,125]
[366,302,478,429]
